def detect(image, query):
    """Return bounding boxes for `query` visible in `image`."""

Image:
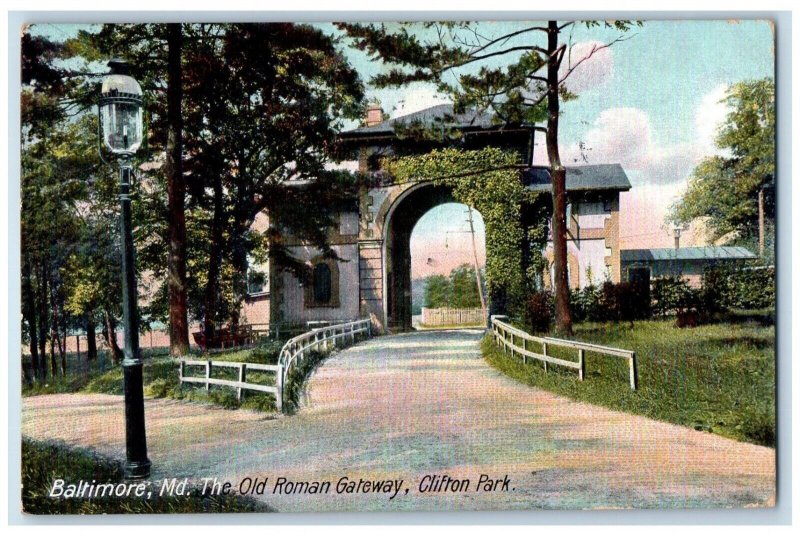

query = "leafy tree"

[673,78,775,258]
[180,23,364,337]
[21,30,103,378]
[73,23,191,355]
[449,263,484,308]
[66,23,365,343]
[339,21,638,334]
[423,274,451,308]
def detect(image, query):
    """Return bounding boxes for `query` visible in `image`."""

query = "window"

[313,263,332,304]
[305,258,340,308]
[247,269,268,295]
[246,257,269,296]
[603,198,613,213]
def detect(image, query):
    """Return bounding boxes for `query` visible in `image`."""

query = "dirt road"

[22,329,775,512]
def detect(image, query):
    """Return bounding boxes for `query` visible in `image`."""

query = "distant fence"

[421,307,485,327]
[178,318,373,412]
[23,322,332,360]
[490,315,638,390]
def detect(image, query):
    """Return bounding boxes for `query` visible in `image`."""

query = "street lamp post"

[98,59,151,480]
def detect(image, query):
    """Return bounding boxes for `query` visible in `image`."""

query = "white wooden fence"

[491,315,638,390]
[421,307,485,326]
[277,318,372,400]
[179,318,373,413]
[179,359,283,409]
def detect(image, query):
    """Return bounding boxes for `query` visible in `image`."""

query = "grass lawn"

[80,342,287,413]
[21,346,169,397]
[482,317,775,446]
[23,336,344,415]
[21,439,272,514]
[416,323,486,330]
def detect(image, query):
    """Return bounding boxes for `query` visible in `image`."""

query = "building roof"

[620,246,757,263]
[341,104,506,137]
[523,164,632,193]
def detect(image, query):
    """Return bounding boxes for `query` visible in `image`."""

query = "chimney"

[671,222,686,250]
[365,102,384,127]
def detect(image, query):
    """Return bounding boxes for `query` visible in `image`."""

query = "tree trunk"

[203,173,224,344]
[103,310,124,364]
[22,253,39,380]
[37,262,48,380]
[59,307,67,376]
[86,315,98,362]
[547,20,573,336]
[49,331,57,378]
[166,23,190,356]
[49,285,61,376]
[229,221,249,327]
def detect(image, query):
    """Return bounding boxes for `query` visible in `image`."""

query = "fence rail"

[178,318,373,412]
[490,315,638,390]
[179,359,283,409]
[278,318,372,401]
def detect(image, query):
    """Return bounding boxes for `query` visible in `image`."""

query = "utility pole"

[466,208,487,322]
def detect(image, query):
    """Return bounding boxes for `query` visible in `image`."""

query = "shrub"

[144,378,173,398]
[725,265,775,310]
[524,291,553,333]
[651,276,698,317]
[737,404,776,447]
[700,263,775,313]
[615,281,651,321]
[570,285,601,322]
[700,266,729,315]
[570,281,650,323]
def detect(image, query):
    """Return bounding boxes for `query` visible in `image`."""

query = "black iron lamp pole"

[99,59,151,480]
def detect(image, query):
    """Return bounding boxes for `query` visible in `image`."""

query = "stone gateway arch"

[241,104,630,334]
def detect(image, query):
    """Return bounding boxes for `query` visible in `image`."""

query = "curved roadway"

[22,329,775,512]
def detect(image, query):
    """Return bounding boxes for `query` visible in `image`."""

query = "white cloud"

[559,41,615,94]
[535,107,698,186]
[695,83,732,156]
[540,83,732,187]
[529,85,735,247]
[390,86,450,118]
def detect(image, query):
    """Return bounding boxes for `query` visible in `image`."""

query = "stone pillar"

[359,240,385,333]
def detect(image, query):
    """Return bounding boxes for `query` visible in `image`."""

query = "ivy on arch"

[384,147,548,318]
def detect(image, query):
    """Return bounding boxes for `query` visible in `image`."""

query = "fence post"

[522,338,527,364]
[542,342,548,373]
[629,352,639,390]
[179,360,185,385]
[238,363,247,402]
[578,349,585,381]
[206,360,212,391]
[276,364,284,413]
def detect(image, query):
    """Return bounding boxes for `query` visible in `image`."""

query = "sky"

[31,21,775,279]
[329,20,774,278]
[410,204,486,279]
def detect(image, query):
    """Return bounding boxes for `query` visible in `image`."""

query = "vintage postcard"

[17,18,777,516]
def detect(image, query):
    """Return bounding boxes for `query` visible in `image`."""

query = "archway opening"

[384,183,486,331]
